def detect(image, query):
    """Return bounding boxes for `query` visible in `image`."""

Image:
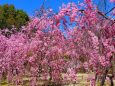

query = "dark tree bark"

[100,67,108,86]
[95,73,98,81]
[107,74,114,86]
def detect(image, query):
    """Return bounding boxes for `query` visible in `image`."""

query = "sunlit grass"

[1,73,115,86]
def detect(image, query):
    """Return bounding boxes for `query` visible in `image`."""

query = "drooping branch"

[105,7,115,15]
[79,9,115,23]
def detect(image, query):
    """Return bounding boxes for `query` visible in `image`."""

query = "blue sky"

[0,0,114,16]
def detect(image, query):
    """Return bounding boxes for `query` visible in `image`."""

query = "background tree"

[0,4,29,30]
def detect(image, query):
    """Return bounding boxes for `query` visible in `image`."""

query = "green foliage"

[0,4,29,30]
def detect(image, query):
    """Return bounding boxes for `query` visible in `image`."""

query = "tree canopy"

[0,4,29,30]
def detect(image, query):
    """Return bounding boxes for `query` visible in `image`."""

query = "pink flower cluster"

[0,1,114,86]
[110,0,115,2]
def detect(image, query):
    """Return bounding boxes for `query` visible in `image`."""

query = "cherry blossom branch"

[105,7,115,15]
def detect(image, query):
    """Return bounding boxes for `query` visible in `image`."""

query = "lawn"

[1,73,115,86]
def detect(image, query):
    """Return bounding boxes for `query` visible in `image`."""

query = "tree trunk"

[100,67,108,86]
[107,74,114,86]
[110,77,114,86]
[49,66,52,81]
[95,73,98,81]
